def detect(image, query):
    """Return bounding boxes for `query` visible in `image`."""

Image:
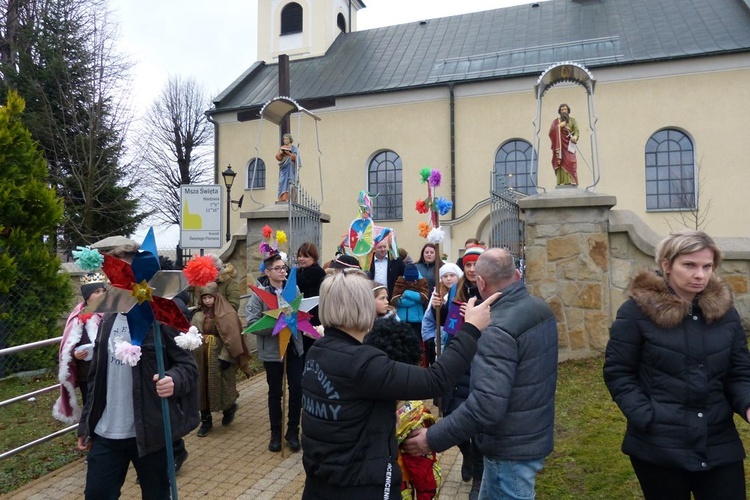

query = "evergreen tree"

[0,0,146,255]
[0,90,71,375]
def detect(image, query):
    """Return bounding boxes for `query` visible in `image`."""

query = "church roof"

[211,0,750,116]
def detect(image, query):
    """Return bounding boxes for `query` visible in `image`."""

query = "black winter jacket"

[78,314,200,457]
[604,271,750,471]
[301,322,481,499]
[427,281,558,460]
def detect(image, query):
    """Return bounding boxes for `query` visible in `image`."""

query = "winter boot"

[268,429,282,452]
[222,403,238,426]
[285,427,301,452]
[197,411,213,437]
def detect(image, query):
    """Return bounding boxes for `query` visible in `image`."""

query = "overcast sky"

[116,0,539,245]
[113,0,537,114]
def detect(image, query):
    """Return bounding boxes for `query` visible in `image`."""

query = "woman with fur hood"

[604,230,750,500]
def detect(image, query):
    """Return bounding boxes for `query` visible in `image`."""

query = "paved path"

[7,374,472,499]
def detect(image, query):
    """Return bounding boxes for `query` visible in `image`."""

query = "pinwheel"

[342,190,399,269]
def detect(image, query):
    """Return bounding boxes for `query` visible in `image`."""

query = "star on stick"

[243,268,318,360]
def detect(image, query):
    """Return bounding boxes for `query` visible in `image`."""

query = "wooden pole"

[281,354,288,458]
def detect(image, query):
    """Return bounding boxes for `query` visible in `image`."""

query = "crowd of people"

[55,228,750,500]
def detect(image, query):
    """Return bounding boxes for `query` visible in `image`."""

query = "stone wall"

[520,190,750,361]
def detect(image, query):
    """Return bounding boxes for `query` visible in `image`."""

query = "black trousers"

[85,434,169,500]
[264,349,303,434]
[630,456,745,500]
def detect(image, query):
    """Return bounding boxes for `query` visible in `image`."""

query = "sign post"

[180,185,223,249]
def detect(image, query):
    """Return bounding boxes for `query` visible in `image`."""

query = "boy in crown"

[53,273,107,424]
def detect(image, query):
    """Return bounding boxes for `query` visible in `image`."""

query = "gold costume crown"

[80,272,107,285]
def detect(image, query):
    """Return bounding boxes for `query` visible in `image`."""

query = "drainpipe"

[205,112,219,183]
[449,83,456,219]
[348,0,352,32]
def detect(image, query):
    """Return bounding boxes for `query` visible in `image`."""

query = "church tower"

[257,0,366,64]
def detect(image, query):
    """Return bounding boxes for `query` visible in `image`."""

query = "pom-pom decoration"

[428,170,442,188]
[183,255,220,287]
[114,338,142,367]
[435,196,453,216]
[419,168,432,183]
[418,222,431,238]
[175,326,203,351]
[73,246,104,271]
[276,230,287,245]
[262,225,273,238]
[427,227,446,244]
[415,199,429,214]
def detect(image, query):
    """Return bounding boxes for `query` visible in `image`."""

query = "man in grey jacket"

[403,248,558,499]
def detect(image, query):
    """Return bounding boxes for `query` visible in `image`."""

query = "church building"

[207,0,750,261]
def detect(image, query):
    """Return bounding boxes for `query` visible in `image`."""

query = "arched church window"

[645,129,695,210]
[368,150,403,220]
[494,139,537,195]
[281,3,303,35]
[337,13,346,32]
[246,158,265,189]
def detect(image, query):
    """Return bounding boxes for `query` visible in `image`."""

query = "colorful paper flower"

[419,168,432,183]
[72,246,104,271]
[415,199,429,214]
[428,170,442,188]
[262,224,273,238]
[183,255,219,287]
[418,222,431,238]
[276,230,287,245]
[427,227,446,244]
[435,196,453,216]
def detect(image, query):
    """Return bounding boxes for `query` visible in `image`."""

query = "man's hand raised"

[462,292,501,331]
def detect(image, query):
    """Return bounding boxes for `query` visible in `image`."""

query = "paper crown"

[80,272,107,285]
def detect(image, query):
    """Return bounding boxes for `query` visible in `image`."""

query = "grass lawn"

[537,356,750,499]
[1,356,748,497]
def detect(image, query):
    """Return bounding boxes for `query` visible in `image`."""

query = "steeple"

[257,0,366,64]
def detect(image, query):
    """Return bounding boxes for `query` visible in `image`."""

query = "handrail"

[0,426,77,461]
[0,384,60,409]
[0,336,62,356]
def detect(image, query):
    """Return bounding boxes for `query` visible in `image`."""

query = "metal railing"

[0,336,77,461]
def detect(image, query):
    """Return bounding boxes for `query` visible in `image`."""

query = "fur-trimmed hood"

[217,262,236,283]
[628,270,733,329]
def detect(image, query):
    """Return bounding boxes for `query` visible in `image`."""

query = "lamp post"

[222,165,237,242]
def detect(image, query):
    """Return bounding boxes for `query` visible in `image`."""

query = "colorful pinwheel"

[93,229,191,363]
[243,268,320,357]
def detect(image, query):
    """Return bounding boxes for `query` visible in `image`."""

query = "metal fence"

[489,173,525,278]
[288,184,323,266]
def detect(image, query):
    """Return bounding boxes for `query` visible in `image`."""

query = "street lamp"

[222,165,237,242]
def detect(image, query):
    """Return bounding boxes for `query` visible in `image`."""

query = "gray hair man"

[403,248,558,499]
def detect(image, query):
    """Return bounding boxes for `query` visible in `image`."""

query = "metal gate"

[489,173,525,277]
[288,184,322,265]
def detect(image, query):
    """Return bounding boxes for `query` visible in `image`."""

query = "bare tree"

[135,76,213,226]
[666,160,712,231]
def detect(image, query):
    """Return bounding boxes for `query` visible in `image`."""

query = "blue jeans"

[479,457,545,500]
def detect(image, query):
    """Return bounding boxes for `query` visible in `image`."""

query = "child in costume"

[421,263,463,366]
[373,282,399,323]
[191,282,253,437]
[364,319,442,500]
[53,272,107,424]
